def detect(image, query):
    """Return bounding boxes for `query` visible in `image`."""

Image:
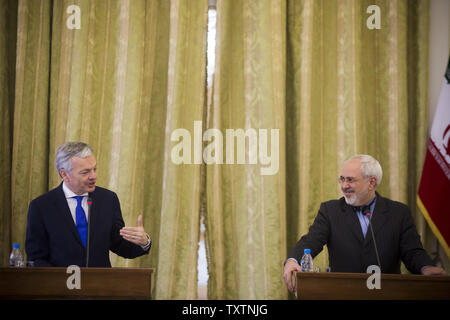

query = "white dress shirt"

[62,182,89,224]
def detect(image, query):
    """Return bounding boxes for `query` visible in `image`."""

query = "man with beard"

[283,154,446,293]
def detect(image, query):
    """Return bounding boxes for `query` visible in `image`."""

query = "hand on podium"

[283,259,301,294]
[421,266,447,276]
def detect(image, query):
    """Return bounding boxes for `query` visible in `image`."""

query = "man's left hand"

[120,215,148,246]
[421,266,447,276]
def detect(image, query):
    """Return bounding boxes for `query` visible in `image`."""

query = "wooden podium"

[0,267,153,299]
[296,272,450,300]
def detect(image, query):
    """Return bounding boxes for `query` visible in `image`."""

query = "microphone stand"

[86,197,92,267]
[365,210,381,272]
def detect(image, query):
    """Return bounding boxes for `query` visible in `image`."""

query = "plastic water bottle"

[9,243,24,267]
[300,248,313,272]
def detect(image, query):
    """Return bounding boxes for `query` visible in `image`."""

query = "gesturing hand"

[120,215,148,246]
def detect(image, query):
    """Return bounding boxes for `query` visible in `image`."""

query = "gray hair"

[55,142,93,176]
[346,154,383,187]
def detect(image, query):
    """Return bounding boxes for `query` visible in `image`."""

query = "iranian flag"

[417,56,450,258]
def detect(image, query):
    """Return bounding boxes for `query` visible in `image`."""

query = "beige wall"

[429,0,450,124]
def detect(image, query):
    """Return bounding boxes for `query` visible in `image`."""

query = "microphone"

[86,196,93,267]
[364,207,381,272]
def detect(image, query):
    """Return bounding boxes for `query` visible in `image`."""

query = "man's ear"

[60,169,69,182]
[369,176,377,190]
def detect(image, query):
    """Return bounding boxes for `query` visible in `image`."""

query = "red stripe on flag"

[418,144,450,250]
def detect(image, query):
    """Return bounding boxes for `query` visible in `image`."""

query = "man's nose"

[341,181,350,189]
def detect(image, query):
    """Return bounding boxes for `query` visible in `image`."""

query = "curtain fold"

[0,0,18,266]
[11,0,51,254]
[206,0,287,299]
[155,0,208,299]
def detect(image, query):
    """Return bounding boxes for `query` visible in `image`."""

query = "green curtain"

[205,0,287,299]
[10,0,51,262]
[3,0,208,300]
[0,0,18,267]
[155,0,208,299]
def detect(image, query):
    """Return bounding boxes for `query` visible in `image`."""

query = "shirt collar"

[351,195,377,213]
[363,195,377,207]
[62,182,88,199]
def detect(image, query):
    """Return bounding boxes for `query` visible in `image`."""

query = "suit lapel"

[54,183,85,247]
[341,200,365,244]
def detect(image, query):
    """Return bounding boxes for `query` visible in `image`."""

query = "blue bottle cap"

[304,248,311,254]
[13,243,20,249]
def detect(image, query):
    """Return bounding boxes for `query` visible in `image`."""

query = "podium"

[0,267,153,299]
[296,272,450,300]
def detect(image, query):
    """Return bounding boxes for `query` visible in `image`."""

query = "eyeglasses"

[338,176,360,184]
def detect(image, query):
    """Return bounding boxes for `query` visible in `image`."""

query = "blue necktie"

[74,196,88,247]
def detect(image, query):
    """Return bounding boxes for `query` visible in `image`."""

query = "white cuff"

[141,233,152,251]
[285,257,299,265]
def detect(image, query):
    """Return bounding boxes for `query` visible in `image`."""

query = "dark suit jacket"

[25,183,150,267]
[288,193,434,274]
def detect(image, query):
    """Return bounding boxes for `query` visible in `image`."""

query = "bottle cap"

[304,248,311,254]
[13,243,20,249]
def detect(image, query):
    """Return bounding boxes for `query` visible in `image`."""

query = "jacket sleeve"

[288,202,330,262]
[399,206,434,274]
[25,200,53,267]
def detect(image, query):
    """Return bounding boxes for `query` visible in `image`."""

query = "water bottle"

[300,248,313,272]
[9,243,25,267]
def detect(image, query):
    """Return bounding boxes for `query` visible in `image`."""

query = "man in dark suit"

[26,142,151,267]
[283,154,446,293]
